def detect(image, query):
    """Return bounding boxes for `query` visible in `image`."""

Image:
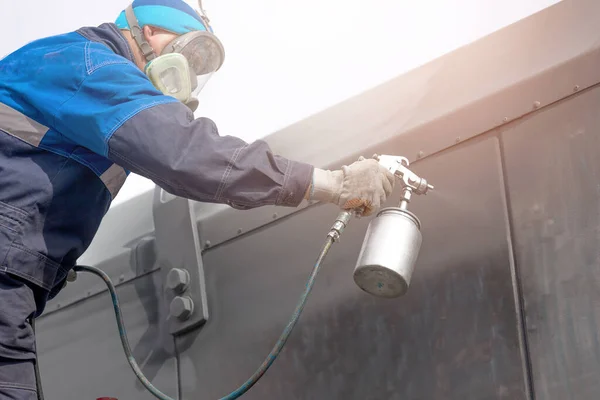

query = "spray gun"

[329,154,434,299]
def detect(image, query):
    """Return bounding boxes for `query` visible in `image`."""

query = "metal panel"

[36,272,178,400]
[195,0,600,251]
[195,199,317,250]
[502,84,600,399]
[153,189,209,335]
[177,137,527,399]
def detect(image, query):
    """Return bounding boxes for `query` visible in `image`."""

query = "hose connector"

[328,210,353,241]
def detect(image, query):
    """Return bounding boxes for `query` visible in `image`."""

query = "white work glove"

[307,156,395,216]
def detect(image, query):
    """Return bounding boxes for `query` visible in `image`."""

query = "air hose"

[72,211,352,400]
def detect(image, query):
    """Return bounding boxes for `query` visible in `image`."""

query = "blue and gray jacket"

[0,23,313,312]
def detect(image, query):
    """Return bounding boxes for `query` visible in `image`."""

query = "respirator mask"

[125,2,225,112]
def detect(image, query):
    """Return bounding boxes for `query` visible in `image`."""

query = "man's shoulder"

[1,24,136,78]
[76,23,138,75]
[82,41,135,77]
[0,25,143,125]
[0,31,86,73]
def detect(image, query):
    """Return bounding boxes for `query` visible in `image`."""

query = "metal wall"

[503,84,600,399]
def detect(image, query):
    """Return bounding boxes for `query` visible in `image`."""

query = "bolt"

[417,151,424,159]
[119,274,125,282]
[574,85,580,92]
[455,137,461,143]
[272,213,278,219]
[533,101,541,109]
[170,296,194,321]
[503,117,509,122]
[56,303,61,309]
[237,228,243,235]
[204,241,211,249]
[87,291,92,297]
[167,268,190,294]
[67,270,78,282]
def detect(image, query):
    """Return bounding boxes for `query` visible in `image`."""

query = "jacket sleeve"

[53,60,313,209]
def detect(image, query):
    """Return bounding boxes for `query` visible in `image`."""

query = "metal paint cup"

[353,207,422,298]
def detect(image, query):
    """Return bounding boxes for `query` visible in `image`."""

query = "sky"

[1,0,562,207]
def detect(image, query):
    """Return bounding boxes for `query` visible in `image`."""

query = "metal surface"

[177,137,527,399]
[502,84,600,399]
[195,0,600,249]
[152,188,208,336]
[36,272,178,400]
[353,208,422,298]
[195,200,316,250]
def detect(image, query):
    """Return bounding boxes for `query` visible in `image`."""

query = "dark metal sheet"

[502,84,600,399]
[177,137,527,399]
[36,272,178,400]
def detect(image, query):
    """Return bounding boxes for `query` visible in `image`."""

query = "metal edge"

[196,199,319,251]
[496,135,536,400]
[196,0,600,249]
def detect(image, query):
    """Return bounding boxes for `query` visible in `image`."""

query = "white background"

[1,0,561,206]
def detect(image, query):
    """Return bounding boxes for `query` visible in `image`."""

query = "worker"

[0,0,394,397]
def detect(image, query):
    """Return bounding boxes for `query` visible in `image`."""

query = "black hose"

[74,235,335,400]
[31,318,45,400]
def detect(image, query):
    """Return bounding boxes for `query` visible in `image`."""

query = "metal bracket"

[153,187,208,336]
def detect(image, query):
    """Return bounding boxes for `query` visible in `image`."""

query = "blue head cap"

[115,0,213,35]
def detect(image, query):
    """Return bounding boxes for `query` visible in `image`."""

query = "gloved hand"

[306,156,395,216]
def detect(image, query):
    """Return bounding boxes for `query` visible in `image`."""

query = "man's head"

[123,25,179,69]
[116,0,225,110]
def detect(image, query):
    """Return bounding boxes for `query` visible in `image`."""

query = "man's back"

[0,23,142,310]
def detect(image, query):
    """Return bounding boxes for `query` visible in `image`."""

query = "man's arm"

[107,102,314,209]
[53,61,313,209]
